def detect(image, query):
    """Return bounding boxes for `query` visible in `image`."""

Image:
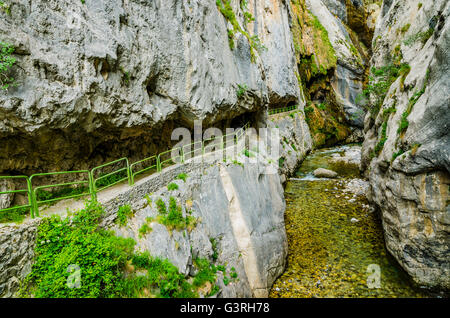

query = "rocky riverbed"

[270,145,434,298]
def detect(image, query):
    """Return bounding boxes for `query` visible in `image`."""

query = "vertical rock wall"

[361,0,449,290]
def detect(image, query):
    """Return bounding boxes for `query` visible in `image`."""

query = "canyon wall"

[361,0,449,289]
[0,0,305,175]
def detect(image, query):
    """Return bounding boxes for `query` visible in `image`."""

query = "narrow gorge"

[0,0,448,299]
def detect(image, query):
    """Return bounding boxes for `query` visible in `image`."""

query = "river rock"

[313,168,338,178]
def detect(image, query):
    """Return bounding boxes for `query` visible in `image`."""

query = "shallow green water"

[270,146,430,298]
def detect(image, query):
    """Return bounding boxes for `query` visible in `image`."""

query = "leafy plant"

[156,197,197,232]
[19,201,135,298]
[167,183,179,191]
[138,222,152,238]
[176,173,188,182]
[155,198,167,215]
[404,28,434,46]
[357,63,407,118]
[0,206,29,223]
[374,121,388,156]
[19,201,212,298]
[192,258,217,288]
[237,83,248,98]
[0,41,16,90]
[116,204,134,227]
[210,237,219,261]
[0,1,11,15]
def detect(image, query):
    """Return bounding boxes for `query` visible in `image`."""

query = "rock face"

[268,111,313,183]
[306,0,374,128]
[113,161,287,298]
[361,0,450,289]
[0,0,304,175]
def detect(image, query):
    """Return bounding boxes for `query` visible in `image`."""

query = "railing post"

[89,171,97,202]
[125,158,132,186]
[26,177,34,219]
[157,155,161,173]
[31,189,39,218]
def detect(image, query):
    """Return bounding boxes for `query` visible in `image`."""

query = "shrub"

[374,121,388,156]
[176,173,188,182]
[167,183,179,191]
[192,258,217,288]
[138,223,152,238]
[400,23,411,33]
[155,198,167,215]
[19,201,136,298]
[237,84,248,98]
[0,41,16,90]
[116,204,134,227]
[19,201,211,298]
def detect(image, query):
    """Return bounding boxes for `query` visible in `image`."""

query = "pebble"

[350,218,359,223]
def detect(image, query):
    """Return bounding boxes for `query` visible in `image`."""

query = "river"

[269,145,431,298]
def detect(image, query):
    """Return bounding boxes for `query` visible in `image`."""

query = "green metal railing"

[30,171,92,217]
[130,155,158,185]
[0,176,33,217]
[0,122,251,220]
[91,158,131,200]
[268,104,298,115]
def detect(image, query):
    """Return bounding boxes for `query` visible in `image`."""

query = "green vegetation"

[19,201,135,298]
[397,70,429,136]
[404,28,434,46]
[144,194,152,207]
[232,159,243,167]
[317,102,326,110]
[242,149,254,158]
[400,23,411,33]
[216,0,265,62]
[374,121,388,156]
[138,222,152,238]
[237,83,248,98]
[382,105,397,117]
[278,157,285,168]
[210,237,219,261]
[399,63,411,91]
[0,1,11,15]
[155,197,198,232]
[176,173,188,183]
[167,183,179,191]
[19,201,216,298]
[95,169,128,189]
[0,41,16,90]
[0,206,29,223]
[116,204,134,227]
[391,149,405,162]
[36,185,89,204]
[358,63,408,119]
[192,258,218,289]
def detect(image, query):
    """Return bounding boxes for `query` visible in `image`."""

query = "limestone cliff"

[0,0,306,175]
[361,0,449,289]
[289,0,377,147]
